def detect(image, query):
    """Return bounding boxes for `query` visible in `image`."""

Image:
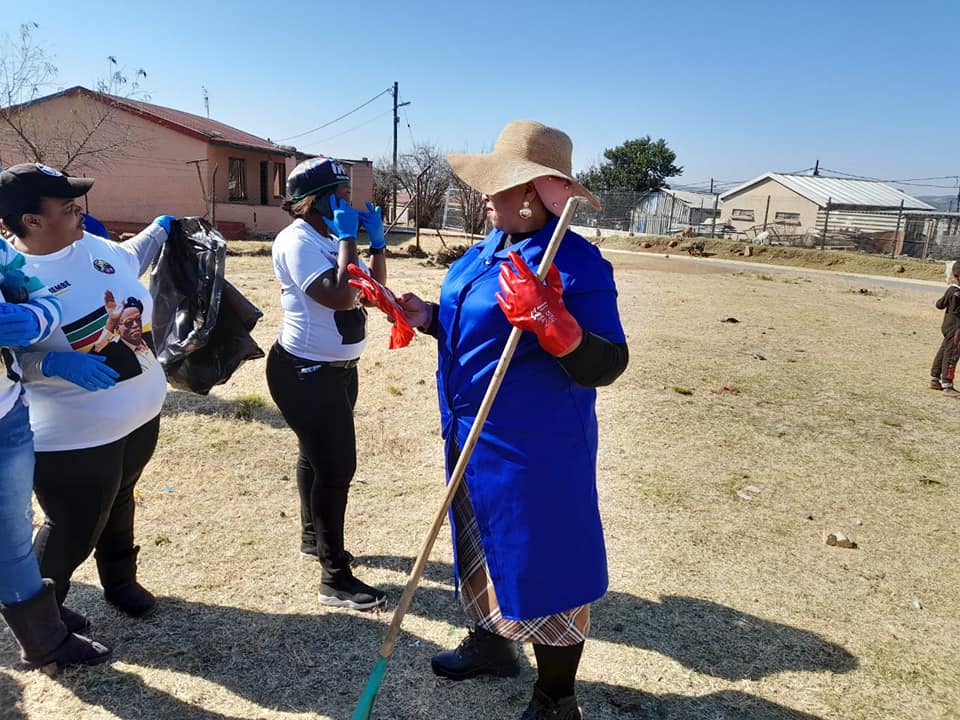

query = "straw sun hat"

[446,120,602,212]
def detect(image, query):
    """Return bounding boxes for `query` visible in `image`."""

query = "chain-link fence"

[805,208,960,260]
[571,191,648,233]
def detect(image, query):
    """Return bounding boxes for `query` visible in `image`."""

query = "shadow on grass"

[162,389,288,430]
[0,570,850,720]
[591,593,858,680]
[0,670,26,719]
[582,683,829,720]
[359,556,858,681]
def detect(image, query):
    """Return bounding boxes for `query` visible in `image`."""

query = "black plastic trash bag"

[163,281,264,395]
[150,217,226,365]
[150,218,264,395]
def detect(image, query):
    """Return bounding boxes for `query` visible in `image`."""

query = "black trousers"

[32,415,160,605]
[266,343,358,580]
[931,329,960,384]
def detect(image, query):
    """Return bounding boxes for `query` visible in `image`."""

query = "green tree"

[576,136,682,192]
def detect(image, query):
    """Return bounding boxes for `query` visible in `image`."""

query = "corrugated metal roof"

[115,94,287,154]
[663,188,720,208]
[721,173,935,210]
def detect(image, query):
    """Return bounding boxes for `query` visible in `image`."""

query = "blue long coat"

[436,218,626,620]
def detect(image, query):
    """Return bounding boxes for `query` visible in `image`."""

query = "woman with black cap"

[0,231,111,670]
[0,162,174,630]
[266,156,389,610]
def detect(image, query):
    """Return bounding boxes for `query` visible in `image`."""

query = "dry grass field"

[1,240,958,720]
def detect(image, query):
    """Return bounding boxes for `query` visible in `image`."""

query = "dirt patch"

[3,253,957,720]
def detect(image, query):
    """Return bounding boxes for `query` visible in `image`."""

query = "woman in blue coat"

[399,121,628,720]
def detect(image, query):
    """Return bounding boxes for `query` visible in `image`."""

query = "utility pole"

[813,160,819,176]
[391,82,411,223]
[202,86,209,118]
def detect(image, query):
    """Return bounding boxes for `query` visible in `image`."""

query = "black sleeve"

[557,331,629,387]
[419,302,440,338]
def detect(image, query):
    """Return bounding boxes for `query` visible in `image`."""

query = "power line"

[309,108,393,144]
[402,100,415,148]
[819,167,959,189]
[277,87,392,142]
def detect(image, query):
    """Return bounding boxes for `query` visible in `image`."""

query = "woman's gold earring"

[518,200,533,219]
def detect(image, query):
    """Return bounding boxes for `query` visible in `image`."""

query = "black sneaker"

[318,573,386,610]
[431,626,521,680]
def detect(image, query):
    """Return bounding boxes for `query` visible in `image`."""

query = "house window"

[731,208,754,221]
[775,211,801,225]
[228,158,247,201]
[273,163,285,198]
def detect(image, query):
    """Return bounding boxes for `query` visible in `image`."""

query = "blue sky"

[8,0,960,197]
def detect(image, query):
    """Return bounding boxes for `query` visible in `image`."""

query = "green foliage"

[577,136,682,192]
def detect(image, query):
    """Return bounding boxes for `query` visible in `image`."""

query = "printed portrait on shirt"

[61,290,157,382]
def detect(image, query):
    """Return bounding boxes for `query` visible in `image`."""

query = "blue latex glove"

[42,352,119,391]
[321,195,359,241]
[358,201,386,250]
[0,303,40,346]
[153,215,176,234]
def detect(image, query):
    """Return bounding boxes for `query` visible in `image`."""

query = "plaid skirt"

[452,480,590,647]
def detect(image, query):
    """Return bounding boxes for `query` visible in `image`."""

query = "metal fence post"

[821,197,832,250]
[891,199,905,259]
[710,181,718,239]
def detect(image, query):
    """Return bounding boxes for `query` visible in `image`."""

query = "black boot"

[0,579,111,671]
[431,626,521,680]
[96,545,156,617]
[519,686,582,720]
[60,605,90,633]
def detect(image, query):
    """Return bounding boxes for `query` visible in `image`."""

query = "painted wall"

[721,177,819,232]
[0,93,209,227]
[206,145,293,236]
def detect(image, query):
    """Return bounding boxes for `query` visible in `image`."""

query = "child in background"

[930,260,960,398]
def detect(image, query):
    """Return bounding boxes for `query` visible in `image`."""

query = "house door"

[259,161,269,205]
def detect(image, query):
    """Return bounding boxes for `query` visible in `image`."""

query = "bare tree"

[398,143,452,229]
[371,157,393,212]
[451,175,487,236]
[0,24,148,173]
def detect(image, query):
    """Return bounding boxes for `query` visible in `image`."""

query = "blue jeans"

[0,396,43,604]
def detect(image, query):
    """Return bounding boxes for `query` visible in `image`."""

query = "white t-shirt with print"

[272,219,369,362]
[18,232,167,451]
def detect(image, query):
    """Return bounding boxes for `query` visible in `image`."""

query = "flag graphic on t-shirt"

[63,306,110,351]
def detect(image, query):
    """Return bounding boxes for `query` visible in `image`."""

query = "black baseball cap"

[0,163,94,217]
[286,157,349,201]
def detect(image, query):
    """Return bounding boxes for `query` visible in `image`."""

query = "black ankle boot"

[431,626,521,681]
[60,605,89,633]
[97,546,156,617]
[520,686,582,720]
[0,580,111,672]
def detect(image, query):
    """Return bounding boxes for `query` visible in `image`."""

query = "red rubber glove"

[495,251,582,357]
[346,264,415,349]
